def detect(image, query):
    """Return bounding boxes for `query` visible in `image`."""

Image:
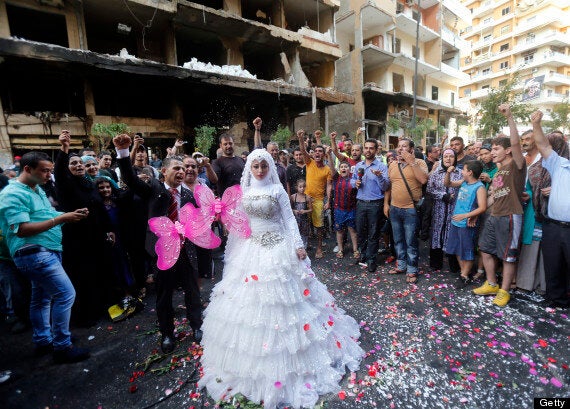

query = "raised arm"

[130,135,144,163]
[253,117,263,149]
[326,146,337,176]
[498,103,524,169]
[297,129,312,163]
[314,130,323,146]
[330,131,348,163]
[530,110,553,159]
[113,134,152,199]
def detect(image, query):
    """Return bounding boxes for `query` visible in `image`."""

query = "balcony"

[442,0,472,24]
[513,31,570,55]
[469,88,491,100]
[532,89,569,105]
[361,44,395,72]
[393,52,439,75]
[470,18,495,35]
[470,0,494,19]
[395,12,439,42]
[360,3,393,39]
[442,26,470,50]
[429,62,470,85]
[514,14,565,36]
[543,72,570,86]
[517,51,570,70]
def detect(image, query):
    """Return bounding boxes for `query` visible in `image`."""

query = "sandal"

[406,274,418,284]
[336,250,344,259]
[388,268,405,275]
[353,250,361,260]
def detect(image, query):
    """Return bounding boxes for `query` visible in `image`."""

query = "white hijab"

[240,148,281,191]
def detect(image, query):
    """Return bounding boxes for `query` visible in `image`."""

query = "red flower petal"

[338,391,346,400]
[336,340,342,348]
[303,289,310,296]
[303,323,310,331]
[328,321,334,326]
[251,275,259,281]
[129,384,138,393]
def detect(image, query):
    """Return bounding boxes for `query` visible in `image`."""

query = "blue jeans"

[390,206,419,275]
[13,249,75,350]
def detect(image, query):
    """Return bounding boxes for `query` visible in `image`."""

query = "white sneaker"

[333,246,339,253]
[358,262,368,268]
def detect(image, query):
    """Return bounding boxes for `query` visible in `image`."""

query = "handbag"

[397,162,423,212]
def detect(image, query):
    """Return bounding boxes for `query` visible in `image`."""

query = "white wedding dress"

[199,150,363,409]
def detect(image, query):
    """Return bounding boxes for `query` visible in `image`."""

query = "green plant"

[543,100,570,133]
[91,123,130,152]
[271,125,293,148]
[194,125,217,156]
[387,116,402,135]
[477,74,532,137]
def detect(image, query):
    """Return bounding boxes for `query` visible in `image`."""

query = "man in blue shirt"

[531,111,570,309]
[0,151,90,363]
[351,139,390,273]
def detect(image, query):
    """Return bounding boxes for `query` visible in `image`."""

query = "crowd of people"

[0,105,568,407]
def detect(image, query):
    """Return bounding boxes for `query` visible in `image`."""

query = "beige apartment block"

[459,0,570,137]
[332,0,470,149]
[0,0,352,165]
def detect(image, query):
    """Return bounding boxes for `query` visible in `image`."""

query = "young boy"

[444,160,487,286]
[473,103,527,307]
[327,149,359,260]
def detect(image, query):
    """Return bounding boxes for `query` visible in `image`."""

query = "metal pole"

[411,0,421,128]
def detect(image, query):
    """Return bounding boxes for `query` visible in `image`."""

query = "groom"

[113,134,203,353]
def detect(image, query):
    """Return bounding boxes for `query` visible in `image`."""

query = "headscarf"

[81,155,119,188]
[440,148,457,172]
[528,132,570,220]
[240,149,281,191]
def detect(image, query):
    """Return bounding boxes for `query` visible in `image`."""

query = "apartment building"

[331,0,470,149]
[459,0,570,135]
[0,0,352,165]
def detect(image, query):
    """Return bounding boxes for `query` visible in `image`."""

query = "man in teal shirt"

[0,151,90,363]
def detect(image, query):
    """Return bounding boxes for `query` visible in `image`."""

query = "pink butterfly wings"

[148,217,183,271]
[185,185,251,245]
[149,184,251,270]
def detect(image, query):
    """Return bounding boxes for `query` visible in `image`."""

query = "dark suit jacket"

[117,157,198,272]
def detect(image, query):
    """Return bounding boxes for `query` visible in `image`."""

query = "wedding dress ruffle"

[199,184,363,409]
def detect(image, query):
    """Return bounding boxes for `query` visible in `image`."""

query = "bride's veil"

[240,148,281,191]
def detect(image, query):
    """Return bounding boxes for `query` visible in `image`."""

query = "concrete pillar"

[220,37,244,67]
[223,0,241,16]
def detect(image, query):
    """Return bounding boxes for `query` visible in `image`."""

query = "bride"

[199,149,363,408]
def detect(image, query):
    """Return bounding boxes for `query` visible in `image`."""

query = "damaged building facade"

[0,0,353,165]
[333,0,471,149]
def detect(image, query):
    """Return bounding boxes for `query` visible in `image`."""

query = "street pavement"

[0,238,568,409]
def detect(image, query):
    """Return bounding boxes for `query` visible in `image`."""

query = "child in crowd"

[328,152,359,259]
[290,179,313,248]
[444,160,487,285]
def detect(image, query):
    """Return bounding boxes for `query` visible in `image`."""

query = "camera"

[197,158,203,165]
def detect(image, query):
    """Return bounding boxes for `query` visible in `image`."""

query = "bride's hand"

[296,248,307,260]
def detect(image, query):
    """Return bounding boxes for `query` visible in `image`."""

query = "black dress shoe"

[193,329,203,343]
[161,335,176,354]
[367,262,377,273]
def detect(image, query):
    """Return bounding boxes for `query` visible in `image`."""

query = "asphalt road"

[1,239,568,409]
